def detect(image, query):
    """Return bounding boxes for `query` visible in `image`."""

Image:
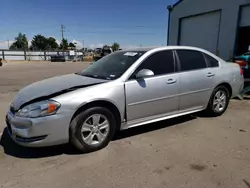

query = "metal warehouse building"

[167,0,250,60]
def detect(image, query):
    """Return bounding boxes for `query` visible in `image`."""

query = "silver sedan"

[5,46,244,152]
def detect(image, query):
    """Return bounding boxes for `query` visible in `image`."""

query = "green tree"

[69,42,76,48]
[31,34,49,50]
[60,39,69,50]
[112,42,120,51]
[10,33,28,50]
[47,37,59,50]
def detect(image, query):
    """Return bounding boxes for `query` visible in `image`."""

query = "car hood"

[11,73,108,110]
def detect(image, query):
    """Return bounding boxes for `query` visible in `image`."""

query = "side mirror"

[135,69,154,79]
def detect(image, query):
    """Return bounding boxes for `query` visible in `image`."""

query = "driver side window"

[130,50,175,79]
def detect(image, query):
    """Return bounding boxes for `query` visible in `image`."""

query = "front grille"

[15,135,47,143]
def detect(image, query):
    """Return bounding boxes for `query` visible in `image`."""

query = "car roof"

[122,46,209,52]
[121,46,224,62]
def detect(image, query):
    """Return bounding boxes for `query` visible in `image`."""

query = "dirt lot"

[0,62,250,188]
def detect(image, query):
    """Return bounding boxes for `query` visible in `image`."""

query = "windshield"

[78,51,145,80]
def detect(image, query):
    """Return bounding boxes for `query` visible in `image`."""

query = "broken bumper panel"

[5,111,71,147]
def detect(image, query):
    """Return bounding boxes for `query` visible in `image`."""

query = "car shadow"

[1,115,196,159]
[0,128,79,158]
[240,95,250,100]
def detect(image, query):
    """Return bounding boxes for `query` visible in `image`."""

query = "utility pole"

[60,24,65,51]
[74,42,77,62]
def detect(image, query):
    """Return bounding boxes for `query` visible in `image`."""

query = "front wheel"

[205,86,230,116]
[69,107,116,153]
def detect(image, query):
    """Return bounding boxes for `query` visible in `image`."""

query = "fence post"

[44,51,46,60]
[2,50,4,60]
[24,50,27,60]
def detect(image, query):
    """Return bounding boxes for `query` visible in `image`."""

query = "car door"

[125,50,179,122]
[176,49,215,111]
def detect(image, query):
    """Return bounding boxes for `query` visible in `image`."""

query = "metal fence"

[0,50,83,61]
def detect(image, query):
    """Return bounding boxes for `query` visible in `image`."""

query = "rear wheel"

[205,86,230,116]
[69,107,116,153]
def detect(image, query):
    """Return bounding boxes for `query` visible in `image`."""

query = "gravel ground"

[0,62,250,188]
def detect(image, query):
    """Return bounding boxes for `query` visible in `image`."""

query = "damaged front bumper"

[5,110,72,147]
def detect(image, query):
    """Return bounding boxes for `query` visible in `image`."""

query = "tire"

[205,86,230,117]
[0,62,2,66]
[69,107,116,153]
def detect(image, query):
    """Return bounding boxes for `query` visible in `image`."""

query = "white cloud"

[28,40,32,47]
[122,45,139,49]
[0,40,14,49]
[71,39,84,49]
[88,43,104,49]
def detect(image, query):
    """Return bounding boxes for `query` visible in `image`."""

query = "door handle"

[166,78,177,84]
[207,72,215,77]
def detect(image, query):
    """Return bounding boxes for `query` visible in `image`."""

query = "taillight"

[235,60,247,67]
[240,66,243,76]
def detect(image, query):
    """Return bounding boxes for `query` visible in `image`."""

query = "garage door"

[240,5,250,27]
[179,11,221,54]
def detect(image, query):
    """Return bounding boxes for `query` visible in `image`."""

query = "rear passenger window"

[176,50,207,71]
[132,50,175,77]
[204,53,219,67]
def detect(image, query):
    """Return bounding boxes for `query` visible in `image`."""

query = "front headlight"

[16,100,60,118]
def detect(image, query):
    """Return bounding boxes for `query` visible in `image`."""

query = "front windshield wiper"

[75,72,110,80]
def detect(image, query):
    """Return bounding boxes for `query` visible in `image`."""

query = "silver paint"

[6,46,244,147]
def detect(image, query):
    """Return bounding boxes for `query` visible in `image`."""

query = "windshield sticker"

[124,52,138,56]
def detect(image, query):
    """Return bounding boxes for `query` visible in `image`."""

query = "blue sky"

[1,0,178,49]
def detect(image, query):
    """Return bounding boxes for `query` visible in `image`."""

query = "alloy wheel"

[81,114,110,145]
[213,90,227,112]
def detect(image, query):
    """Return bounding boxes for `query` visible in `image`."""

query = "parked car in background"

[93,46,113,61]
[6,46,244,153]
[50,55,66,62]
[233,52,250,70]
[233,52,250,78]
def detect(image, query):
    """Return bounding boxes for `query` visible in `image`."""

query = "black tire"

[69,107,116,153]
[0,62,2,66]
[205,86,230,117]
